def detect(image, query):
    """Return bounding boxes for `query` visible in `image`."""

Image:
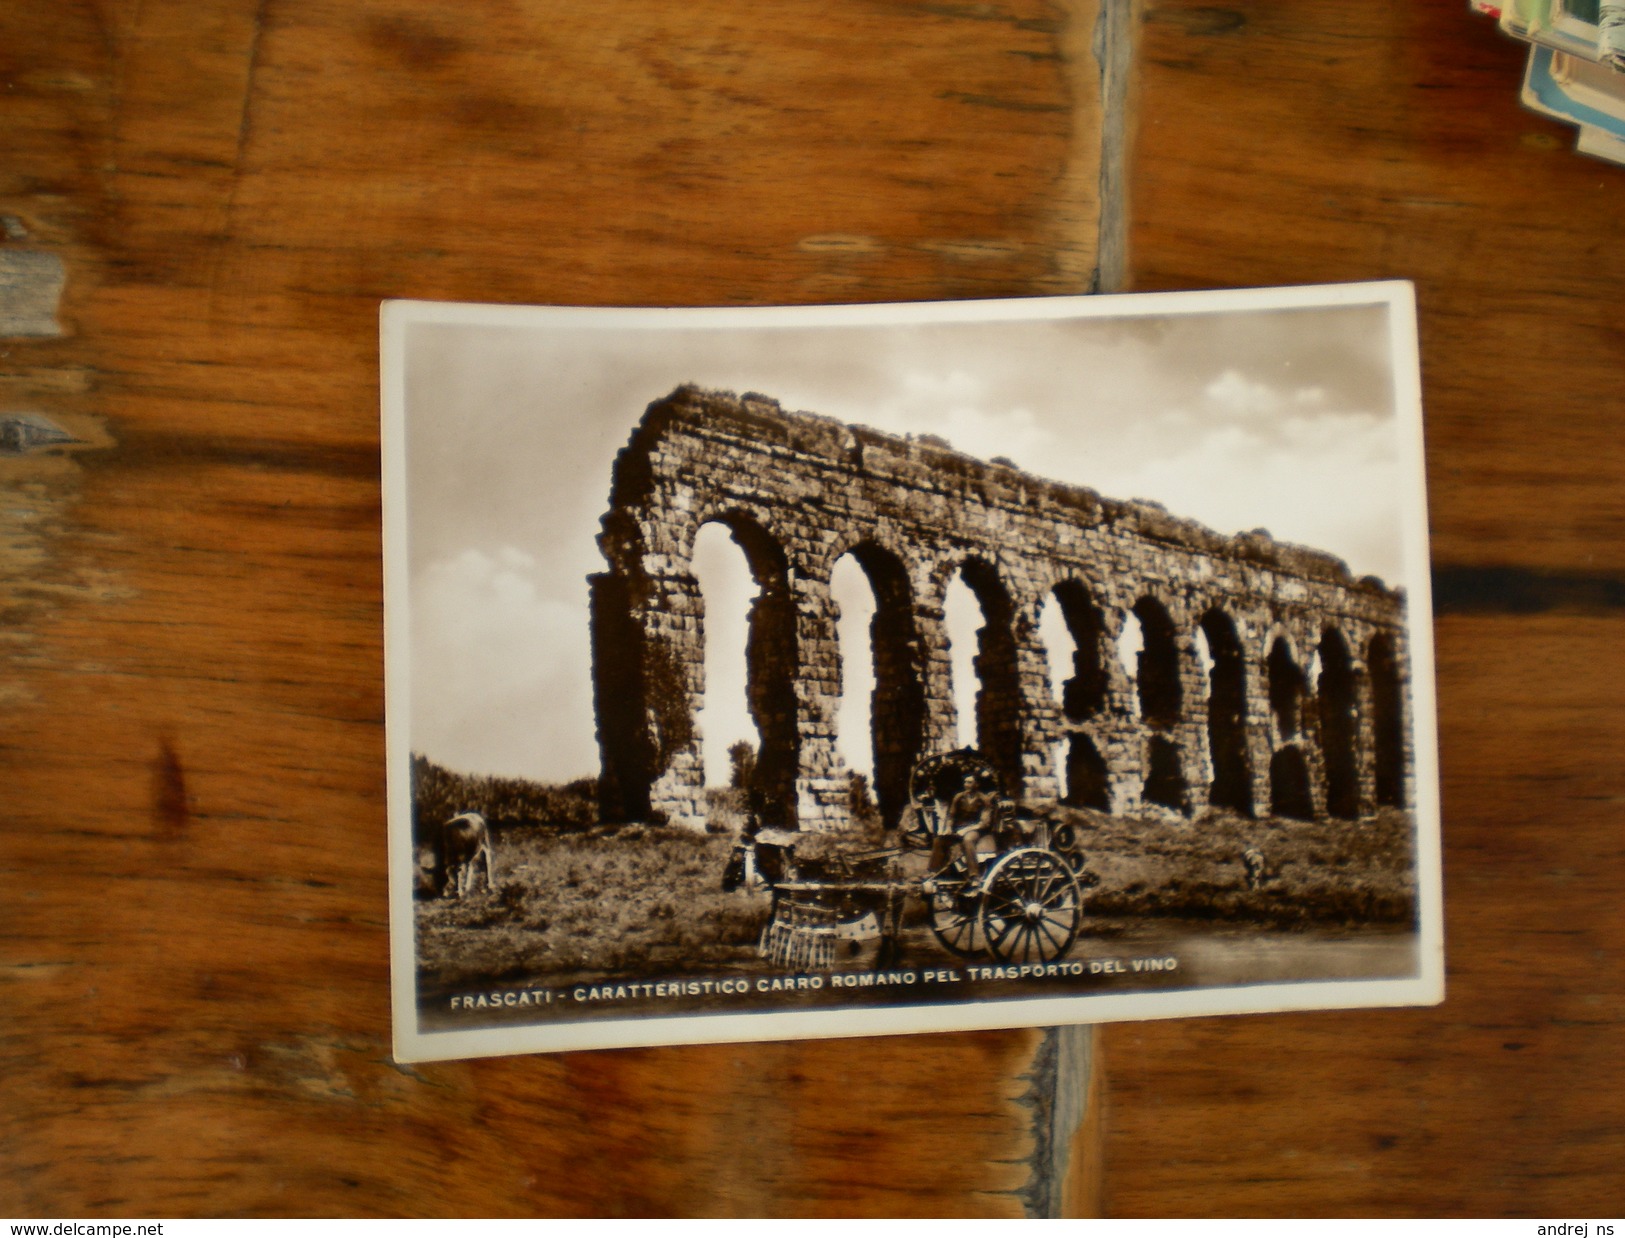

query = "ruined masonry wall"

[590,386,1412,832]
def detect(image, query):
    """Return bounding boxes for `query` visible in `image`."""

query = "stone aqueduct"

[589,386,1413,833]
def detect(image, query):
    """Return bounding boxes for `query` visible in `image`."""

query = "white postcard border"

[381,281,1443,1063]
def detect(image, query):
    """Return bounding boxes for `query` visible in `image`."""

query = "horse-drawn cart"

[726,749,1096,971]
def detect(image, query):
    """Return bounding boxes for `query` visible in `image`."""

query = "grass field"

[415,824,768,991]
[1037,802,1418,926]
[415,799,1418,991]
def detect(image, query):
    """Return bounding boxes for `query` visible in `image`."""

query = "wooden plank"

[1110,0,1625,1215]
[1128,0,1625,576]
[0,0,1113,1217]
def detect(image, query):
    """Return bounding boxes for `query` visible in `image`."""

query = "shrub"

[412,754,598,835]
[727,741,757,791]
[704,787,749,835]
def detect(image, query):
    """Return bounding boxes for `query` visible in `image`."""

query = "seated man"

[928,774,997,893]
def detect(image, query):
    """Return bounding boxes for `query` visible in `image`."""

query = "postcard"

[1523,44,1625,139]
[381,283,1443,1061]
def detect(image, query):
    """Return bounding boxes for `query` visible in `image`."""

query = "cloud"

[1203,370,1334,428]
[410,547,597,781]
[858,369,1057,470]
[1204,370,1286,418]
[1107,409,1403,584]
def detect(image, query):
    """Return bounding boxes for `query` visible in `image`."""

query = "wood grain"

[1106,0,1625,1216]
[0,0,1111,1218]
[9,0,1620,1218]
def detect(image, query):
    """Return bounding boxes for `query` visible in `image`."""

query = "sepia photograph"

[381,284,1443,1062]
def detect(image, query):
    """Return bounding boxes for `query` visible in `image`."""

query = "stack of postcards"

[1473,0,1625,165]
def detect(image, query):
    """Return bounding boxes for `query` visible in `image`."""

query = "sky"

[396,293,1419,784]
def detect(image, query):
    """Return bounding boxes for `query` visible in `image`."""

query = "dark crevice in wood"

[1431,565,1625,615]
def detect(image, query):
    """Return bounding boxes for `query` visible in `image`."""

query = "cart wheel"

[979,849,1082,964]
[926,864,986,957]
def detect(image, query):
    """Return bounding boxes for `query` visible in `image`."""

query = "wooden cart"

[741,749,1094,970]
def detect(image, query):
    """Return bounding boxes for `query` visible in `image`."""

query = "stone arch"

[1270,744,1315,820]
[683,499,797,568]
[1368,631,1406,808]
[1131,595,1182,729]
[1200,607,1253,815]
[592,386,1412,832]
[1144,734,1189,813]
[1318,626,1360,818]
[696,512,800,824]
[1062,733,1110,810]
[1050,578,1109,721]
[832,540,928,828]
[1267,633,1308,742]
[950,557,1023,791]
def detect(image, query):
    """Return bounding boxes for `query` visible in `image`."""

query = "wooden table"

[2,0,1620,1217]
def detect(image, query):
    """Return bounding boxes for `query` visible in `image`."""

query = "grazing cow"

[440,811,496,898]
[1241,846,1267,891]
